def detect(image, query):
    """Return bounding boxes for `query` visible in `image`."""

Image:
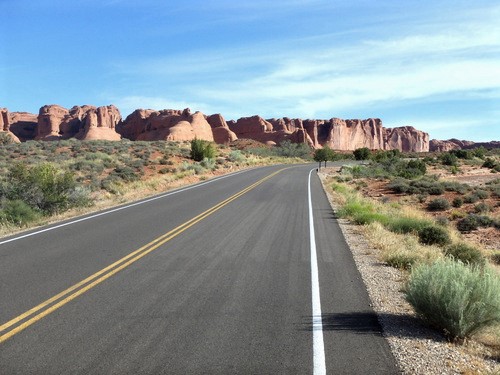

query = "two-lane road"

[0,164,398,374]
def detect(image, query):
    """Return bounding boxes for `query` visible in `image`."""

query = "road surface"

[0,164,398,374]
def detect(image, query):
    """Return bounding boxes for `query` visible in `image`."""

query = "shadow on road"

[302,311,445,341]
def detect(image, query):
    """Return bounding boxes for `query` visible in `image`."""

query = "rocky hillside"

[6,103,496,153]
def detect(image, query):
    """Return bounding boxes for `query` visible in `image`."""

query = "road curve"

[0,164,398,374]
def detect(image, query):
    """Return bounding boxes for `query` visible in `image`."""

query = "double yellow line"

[0,168,285,344]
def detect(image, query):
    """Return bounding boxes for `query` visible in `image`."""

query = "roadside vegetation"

[324,147,500,351]
[0,138,313,235]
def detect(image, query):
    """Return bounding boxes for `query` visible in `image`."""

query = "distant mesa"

[1,103,497,151]
[430,138,500,152]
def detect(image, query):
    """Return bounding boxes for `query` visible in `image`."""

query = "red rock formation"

[325,118,386,150]
[9,112,38,141]
[118,108,214,142]
[0,108,21,143]
[206,114,237,145]
[430,139,500,152]
[36,104,121,141]
[385,126,429,152]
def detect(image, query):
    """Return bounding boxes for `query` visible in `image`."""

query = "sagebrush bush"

[427,197,451,211]
[3,163,81,215]
[0,199,41,226]
[385,216,432,235]
[452,197,463,208]
[456,216,478,233]
[444,243,485,266]
[474,202,491,213]
[405,259,500,339]
[463,194,480,204]
[417,225,451,246]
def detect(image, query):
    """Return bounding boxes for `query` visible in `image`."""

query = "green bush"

[444,243,485,266]
[463,194,480,204]
[276,140,311,158]
[3,163,81,215]
[440,152,458,166]
[353,147,371,160]
[190,139,216,162]
[474,189,489,200]
[0,199,41,226]
[452,197,463,208]
[386,217,432,235]
[427,197,450,211]
[405,259,500,339]
[456,215,479,233]
[474,202,491,213]
[482,158,497,169]
[417,225,451,246]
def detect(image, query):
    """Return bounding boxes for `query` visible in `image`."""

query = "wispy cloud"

[107,1,500,139]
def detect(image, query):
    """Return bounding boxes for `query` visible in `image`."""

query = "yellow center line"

[0,168,285,344]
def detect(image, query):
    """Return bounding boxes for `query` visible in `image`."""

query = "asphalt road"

[0,164,399,374]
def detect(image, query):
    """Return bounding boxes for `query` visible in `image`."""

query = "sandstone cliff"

[0,104,462,153]
[36,104,121,141]
[384,126,429,152]
[117,108,214,142]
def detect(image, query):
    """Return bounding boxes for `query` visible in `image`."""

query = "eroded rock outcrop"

[206,114,237,145]
[325,118,386,150]
[36,104,121,141]
[118,108,213,142]
[9,112,38,141]
[0,108,21,143]
[385,126,429,152]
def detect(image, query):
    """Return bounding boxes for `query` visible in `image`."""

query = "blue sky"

[2,0,499,141]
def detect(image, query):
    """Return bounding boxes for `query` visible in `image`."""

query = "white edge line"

[0,168,252,246]
[308,168,326,375]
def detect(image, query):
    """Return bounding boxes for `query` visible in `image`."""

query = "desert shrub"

[386,217,432,235]
[0,132,15,145]
[474,202,491,213]
[440,152,458,166]
[276,140,311,158]
[442,181,469,194]
[491,252,500,265]
[0,199,41,226]
[482,158,497,169]
[452,197,463,208]
[450,149,473,159]
[3,163,81,215]
[417,225,451,246]
[463,194,480,204]
[200,157,216,170]
[387,179,410,194]
[400,159,427,179]
[384,251,419,270]
[405,259,500,339]
[444,243,485,266]
[417,193,428,203]
[228,150,244,162]
[190,139,216,162]
[473,189,489,200]
[427,197,450,211]
[456,215,479,233]
[109,166,140,182]
[435,216,449,227]
[353,147,371,160]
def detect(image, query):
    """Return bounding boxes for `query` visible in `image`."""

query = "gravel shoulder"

[318,171,500,375]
